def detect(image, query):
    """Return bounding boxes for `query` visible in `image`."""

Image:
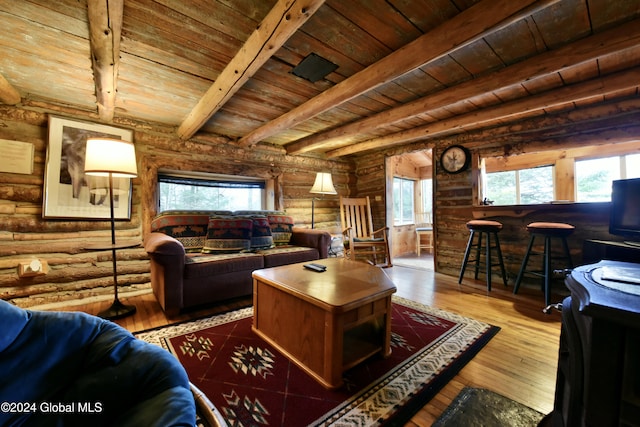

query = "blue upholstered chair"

[0,300,196,427]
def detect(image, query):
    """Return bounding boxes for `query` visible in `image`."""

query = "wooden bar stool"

[513,222,574,306]
[458,220,508,291]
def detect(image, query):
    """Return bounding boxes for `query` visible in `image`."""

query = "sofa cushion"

[249,216,274,250]
[229,214,275,250]
[184,252,263,278]
[267,214,295,246]
[202,218,253,254]
[258,246,319,268]
[151,210,231,252]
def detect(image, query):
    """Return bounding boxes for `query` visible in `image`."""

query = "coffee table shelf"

[252,258,396,389]
[343,320,385,370]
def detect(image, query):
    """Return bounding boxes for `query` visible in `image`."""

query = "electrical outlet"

[18,259,49,277]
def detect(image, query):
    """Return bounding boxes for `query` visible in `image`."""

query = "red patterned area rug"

[136,296,499,426]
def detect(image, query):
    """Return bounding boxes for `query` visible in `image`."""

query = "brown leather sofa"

[144,210,331,315]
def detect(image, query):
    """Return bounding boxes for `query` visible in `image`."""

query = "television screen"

[610,178,640,243]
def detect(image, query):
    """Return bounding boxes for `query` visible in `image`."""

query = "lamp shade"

[84,138,138,177]
[310,172,337,195]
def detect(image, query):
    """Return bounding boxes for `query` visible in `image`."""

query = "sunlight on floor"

[393,253,434,271]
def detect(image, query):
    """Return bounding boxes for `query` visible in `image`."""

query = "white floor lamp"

[310,172,337,229]
[84,138,138,319]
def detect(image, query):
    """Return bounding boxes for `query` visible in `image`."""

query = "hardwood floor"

[57,265,563,426]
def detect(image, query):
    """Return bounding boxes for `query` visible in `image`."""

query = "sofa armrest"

[144,232,187,316]
[290,227,332,259]
[144,232,187,257]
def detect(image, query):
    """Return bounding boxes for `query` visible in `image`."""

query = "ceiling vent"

[292,53,338,83]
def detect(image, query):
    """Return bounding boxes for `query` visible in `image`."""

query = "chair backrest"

[340,196,375,239]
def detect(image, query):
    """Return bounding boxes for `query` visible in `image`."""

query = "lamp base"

[98,298,136,320]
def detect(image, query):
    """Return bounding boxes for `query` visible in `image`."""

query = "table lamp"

[84,138,138,319]
[310,172,337,228]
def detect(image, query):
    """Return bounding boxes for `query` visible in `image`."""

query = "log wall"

[0,105,350,308]
[2,94,639,308]
[471,203,612,283]
[356,96,640,284]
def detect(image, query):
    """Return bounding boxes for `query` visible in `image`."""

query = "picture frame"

[43,116,134,219]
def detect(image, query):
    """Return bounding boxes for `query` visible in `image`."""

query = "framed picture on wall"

[43,116,134,219]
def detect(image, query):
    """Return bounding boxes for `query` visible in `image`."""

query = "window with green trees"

[482,143,640,205]
[420,179,433,215]
[484,166,553,205]
[393,177,414,225]
[158,173,265,212]
[576,154,640,202]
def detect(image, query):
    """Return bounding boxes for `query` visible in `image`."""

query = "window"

[519,166,554,204]
[485,171,516,205]
[482,142,640,205]
[416,179,433,224]
[484,166,553,205]
[420,179,433,214]
[393,177,414,225]
[576,154,640,202]
[626,153,640,179]
[158,172,266,212]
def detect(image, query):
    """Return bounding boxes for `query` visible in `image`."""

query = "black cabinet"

[582,239,640,264]
[550,261,640,427]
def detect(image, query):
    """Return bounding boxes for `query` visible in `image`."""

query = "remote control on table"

[304,263,326,272]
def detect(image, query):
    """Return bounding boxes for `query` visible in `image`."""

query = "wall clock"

[440,145,470,174]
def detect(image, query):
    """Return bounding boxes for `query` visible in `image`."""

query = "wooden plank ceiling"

[1,0,639,158]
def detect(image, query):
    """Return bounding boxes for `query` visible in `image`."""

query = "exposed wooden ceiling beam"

[326,67,640,158]
[87,0,123,121]
[0,73,20,105]
[237,0,560,148]
[177,0,326,140]
[286,19,640,156]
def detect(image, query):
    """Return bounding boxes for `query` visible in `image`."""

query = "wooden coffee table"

[251,258,396,389]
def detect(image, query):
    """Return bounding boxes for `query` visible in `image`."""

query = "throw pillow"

[267,214,294,246]
[150,212,212,252]
[202,218,253,254]
[249,217,274,250]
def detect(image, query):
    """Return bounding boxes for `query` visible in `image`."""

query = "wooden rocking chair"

[339,196,392,267]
